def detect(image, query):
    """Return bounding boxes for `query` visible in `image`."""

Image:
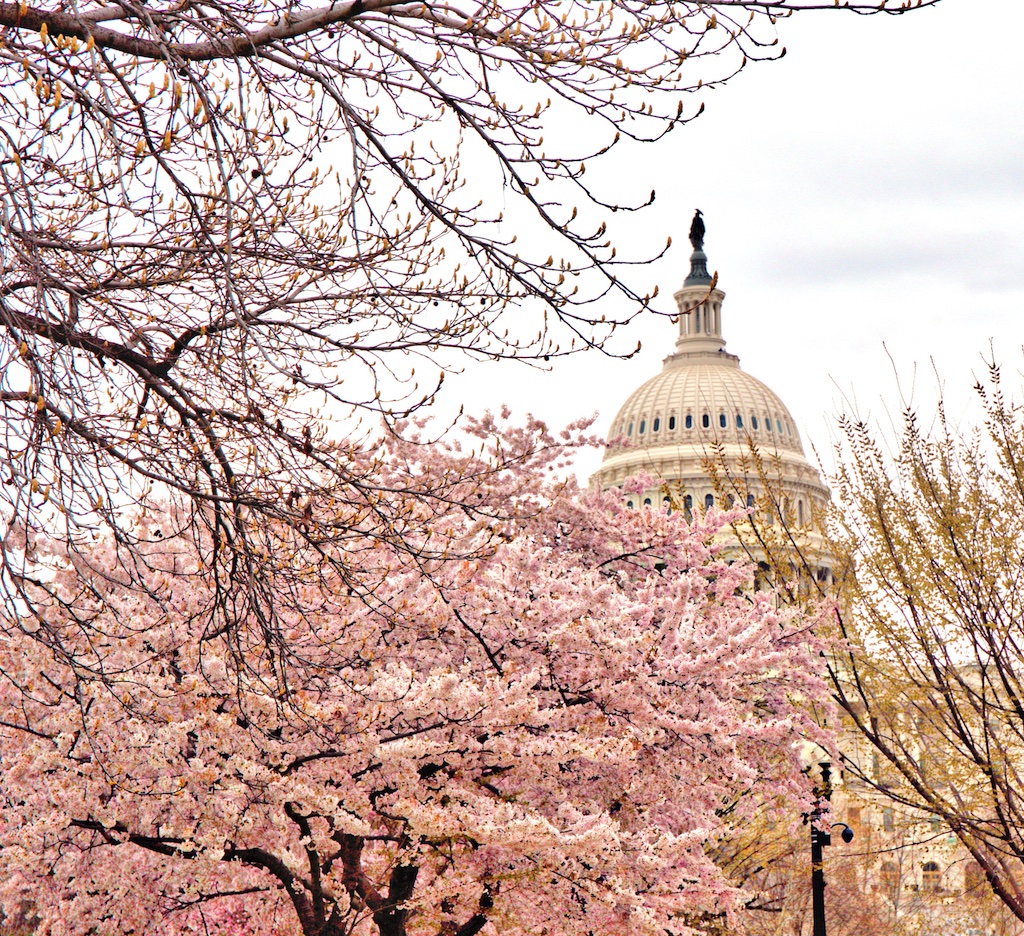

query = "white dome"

[605,357,804,457]
[592,235,828,519]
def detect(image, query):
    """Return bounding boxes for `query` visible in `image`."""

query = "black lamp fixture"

[809,760,854,936]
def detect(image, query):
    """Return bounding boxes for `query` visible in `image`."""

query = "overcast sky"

[443,0,1024,484]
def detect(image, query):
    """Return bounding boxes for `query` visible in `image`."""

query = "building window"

[922,861,941,892]
[669,415,677,430]
[719,413,727,428]
[627,422,633,436]
[798,500,805,526]
[726,494,735,507]
[702,413,710,429]
[751,415,759,430]
[880,861,899,892]
[685,414,692,429]
[643,497,652,507]
[639,419,646,435]
[684,494,693,520]
[626,500,635,509]
[663,496,671,513]
[653,417,660,432]
[882,807,894,832]
[705,493,714,510]
[746,493,755,508]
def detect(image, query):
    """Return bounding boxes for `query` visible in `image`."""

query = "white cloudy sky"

[442,0,1024,484]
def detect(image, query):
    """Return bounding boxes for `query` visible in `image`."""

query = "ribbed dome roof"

[606,356,804,456]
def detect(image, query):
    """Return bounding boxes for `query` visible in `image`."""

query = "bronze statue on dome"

[689,209,705,250]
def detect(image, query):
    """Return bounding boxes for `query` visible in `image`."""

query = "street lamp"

[809,760,854,936]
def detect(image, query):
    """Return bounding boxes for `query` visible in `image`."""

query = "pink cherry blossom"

[0,414,833,936]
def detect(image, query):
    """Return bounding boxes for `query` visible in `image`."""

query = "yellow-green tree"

[828,360,1024,923]
[698,358,1024,926]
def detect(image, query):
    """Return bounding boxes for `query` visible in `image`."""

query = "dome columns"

[673,282,727,356]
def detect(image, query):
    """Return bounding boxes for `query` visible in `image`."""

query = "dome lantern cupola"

[670,214,730,359]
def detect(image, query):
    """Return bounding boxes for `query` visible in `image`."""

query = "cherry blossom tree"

[0,0,939,647]
[0,416,832,936]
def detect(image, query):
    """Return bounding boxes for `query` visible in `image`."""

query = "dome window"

[626,499,635,509]
[798,500,805,526]
[735,413,743,429]
[669,415,677,430]
[685,414,692,430]
[765,416,772,433]
[702,413,710,429]
[627,422,633,436]
[751,415,759,430]
[639,419,646,435]
[652,417,660,432]
[719,413,727,429]
[705,493,714,509]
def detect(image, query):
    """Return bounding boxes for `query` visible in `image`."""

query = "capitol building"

[591,214,829,580]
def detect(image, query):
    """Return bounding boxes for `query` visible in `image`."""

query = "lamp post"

[809,760,854,936]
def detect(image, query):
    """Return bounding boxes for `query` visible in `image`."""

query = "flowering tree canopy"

[0,417,832,936]
[0,0,937,642]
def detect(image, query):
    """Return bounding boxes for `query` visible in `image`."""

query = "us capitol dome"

[592,213,830,558]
